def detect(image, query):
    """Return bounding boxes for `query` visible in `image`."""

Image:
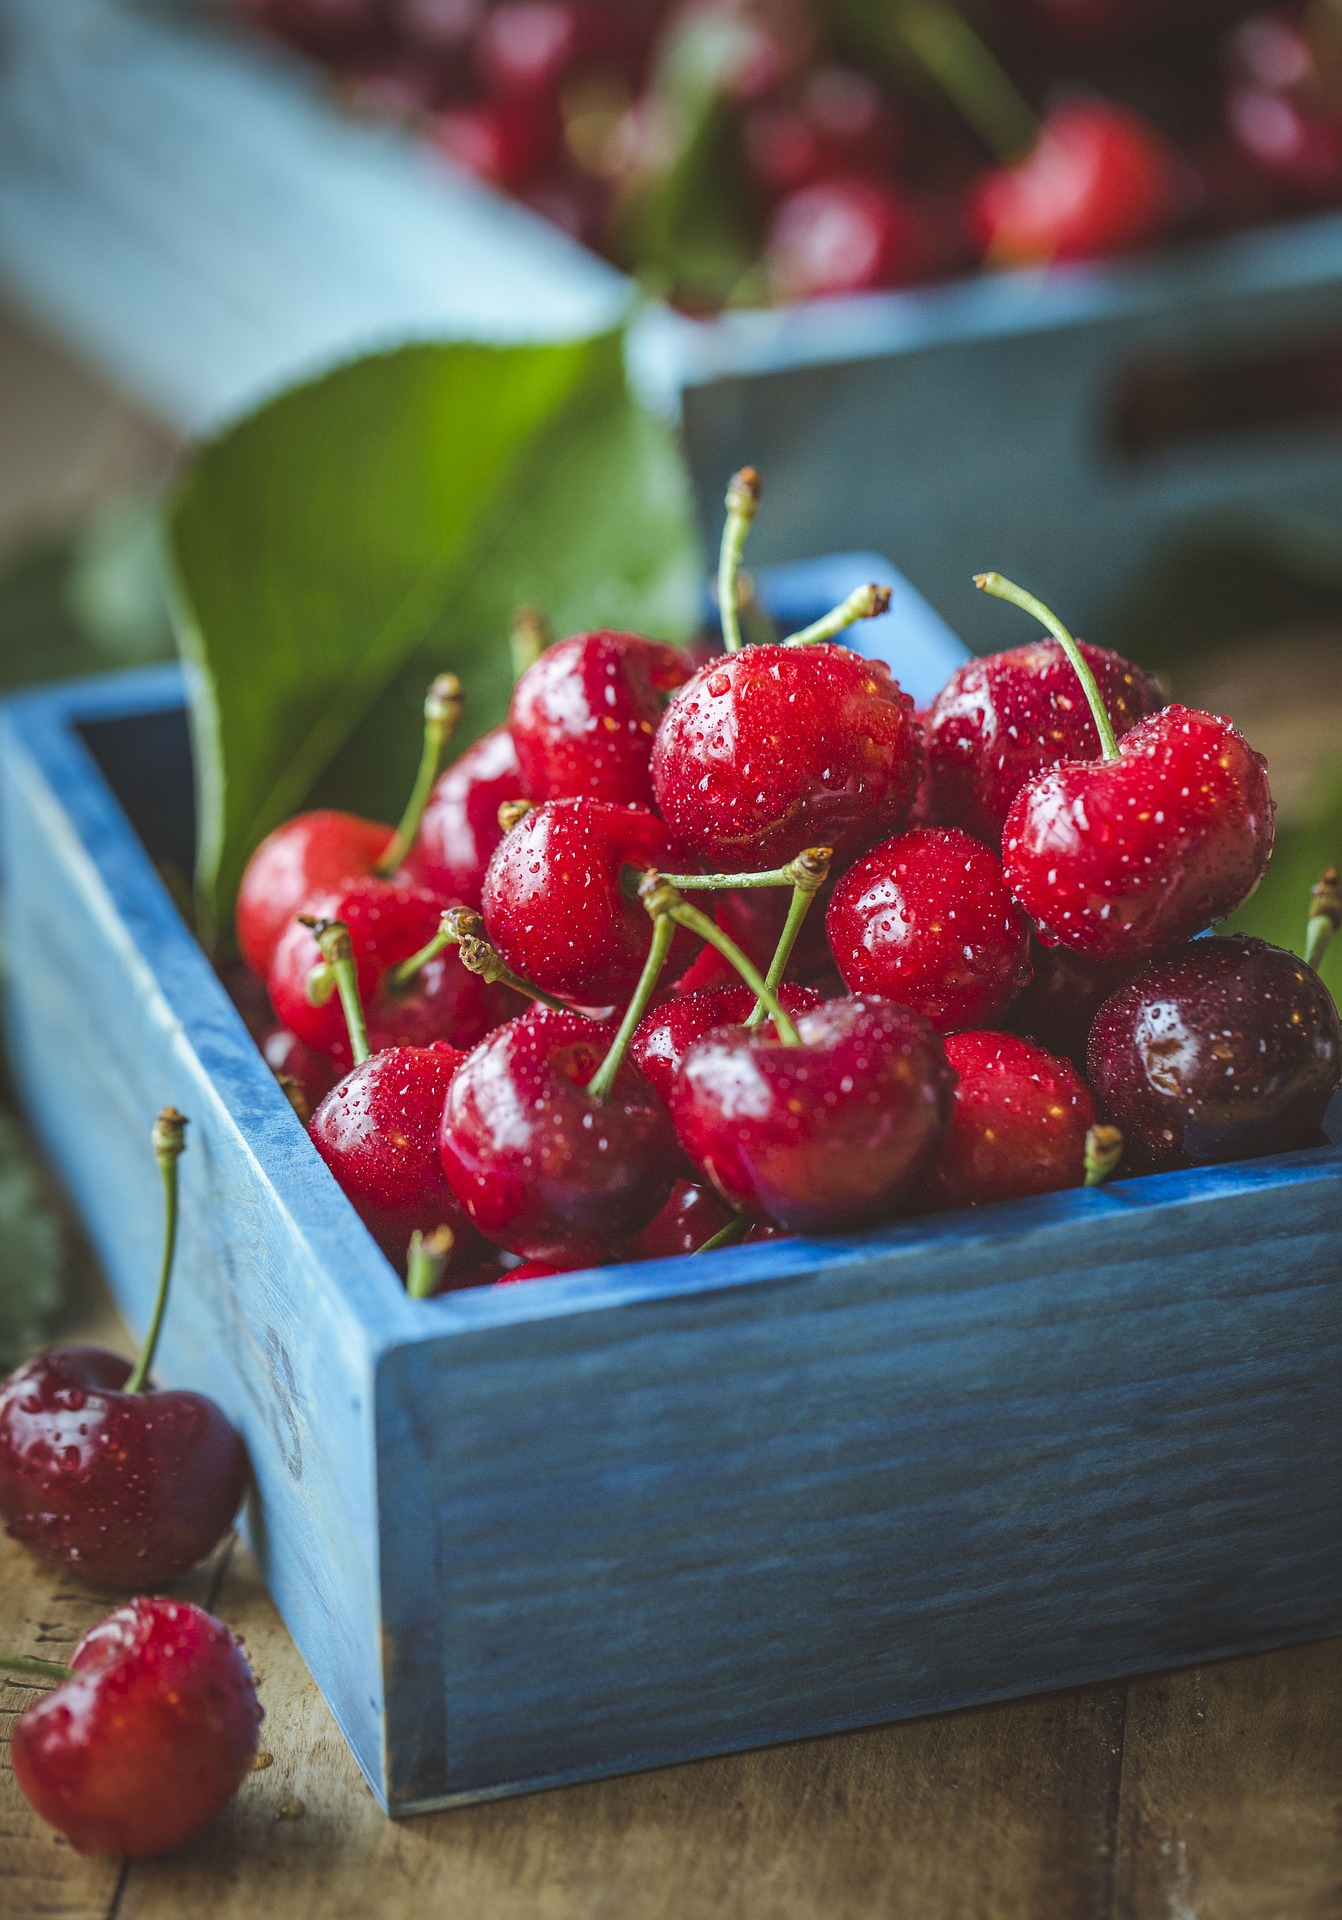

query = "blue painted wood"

[2,564,1341,1812]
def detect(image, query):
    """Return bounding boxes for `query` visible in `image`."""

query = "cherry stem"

[385,907,478,993]
[695,1213,749,1254]
[0,1653,76,1682]
[303,919,371,1067]
[124,1107,188,1394]
[1083,1124,1123,1188]
[586,912,678,1102]
[974,573,1120,762]
[406,1226,455,1300]
[374,675,464,878]
[891,0,1038,163]
[658,865,801,892]
[639,875,802,1045]
[718,467,761,653]
[1305,865,1341,972]
[498,799,534,834]
[784,583,891,647]
[745,847,832,1029]
[510,605,551,682]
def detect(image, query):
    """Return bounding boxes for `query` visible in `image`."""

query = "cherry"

[626,1177,739,1259]
[428,93,559,189]
[920,1029,1098,1209]
[1008,939,1139,1068]
[259,1026,341,1118]
[1087,934,1342,1172]
[827,826,1032,1032]
[509,629,694,807]
[925,639,1163,849]
[744,66,905,200]
[440,1006,677,1260]
[475,1,579,96]
[972,101,1183,267]
[630,981,821,1104]
[715,879,838,985]
[764,175,930,300]
[405,725,523,908]
[481,798,695,1005]
[0,1112,248,1588]
[8,1596,261,1857]
[671,995,955,1233]
[1224,14,1342,206]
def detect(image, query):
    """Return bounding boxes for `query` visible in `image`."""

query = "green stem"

[695,1213,749,1254]
[385,908,478,994]
[457,936,572,1013]
[587,913,677,1102]
[124,1107,187,1394]
[0,1653,76,1682]
[303,919,370,1067]
[658,866,799,892]
[1083,1125,1123,1188]
[374,675,463,878]
[974,573,1120,761]
[639,876,801,1044]
[718,467,761,653]
[1305,866,1341,972]
[892,0,1038,163]
[406,1226,455,1300]
[785,583,891,647]
[744,848,831,1029]
[509,605,550,681]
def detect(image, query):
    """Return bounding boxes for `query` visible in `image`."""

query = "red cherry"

[715,880,838,985]
[1008,939,1138,1067]
[972,101,1182,266]
[499,1253,599,1281]
[626,1177,739,1259]
[765,175,930,300]
[475,2,580,94]
[652,644,922,873]
[925,638,1163,848]
[630,981,821,1105]
[744,67,904,198]
[921,1030,1097,1209]
[1002,704,1275,962]
[671,995,954,1233]
[1087,935,1342,1172]
[427,93,558,190]
[236,810,392,979]
[440,1007,677,1260]
[405,726,522,909]
[10,1596,261,1857]
[509,630,694,807]
[0,1346,247,1588]
[827,827,1032,1032]
[260,1026,341,1115]
[481,799,694,1004]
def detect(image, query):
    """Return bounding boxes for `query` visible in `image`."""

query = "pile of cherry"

[224,464,1340,1295]
[233,0,1342,305]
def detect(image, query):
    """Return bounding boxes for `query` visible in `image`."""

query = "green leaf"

[166,332,702,949]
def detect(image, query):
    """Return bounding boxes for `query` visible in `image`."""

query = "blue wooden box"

[2,555,1340,1815]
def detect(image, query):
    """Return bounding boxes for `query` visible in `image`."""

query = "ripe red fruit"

[1002,705,1275,962]
[1008,940,1139,1068]
[476,1,579,95]
[921,1030,1097,1210]
[1087,935,1342,1172]
[626,1178,739,1259]
[671,995,954,1233]
[652,644,922,873]
[441,1008,677,1260]
[973,101,1182,267]
[10,1596,261,1857]
[765,175,929,300]
[236,810,392,979]
[260,1026,341,1115]
[827,827,1032,1032]
[0,1347,247,1589]
[405,726,523,909]
[427,94,558,191]
[481,799,694,1004]
[1224,15,1342,204]
[509,630,693,807]
[743,67,904,199]
[630,981,821,1104]
[715,881,838,985]
[925,638,1163,848]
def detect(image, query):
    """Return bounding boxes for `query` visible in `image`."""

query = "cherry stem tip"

[406,1226,455,1300]
[374,672,464,878]
[695,1213,749,1254]
[0,1653,76,1682]
[302,918,370,1067]
[1305,865,1341,972]
[785,584,890,648]
[125,1106,189,1394]
[509,605,551,682]
[1083,1125,1123,1188]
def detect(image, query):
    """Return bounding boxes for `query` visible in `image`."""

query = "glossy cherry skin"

[260,1026,341,1114]
[925,638,1163,849]
[765,175,929,300]
[652,643,922,873]
[0,1349,248,1589]
[482,799,695,1005]
[672,995,954,1233]
[441,1007,678,1261]
[973,101,1182,268]
[921,1030,1097,1211]
[236,809,392,979]
[630,982,822,1106]
[827,827,1032,1032]
[1003,705,1275,963]
[405,726,523,910]
[1087,936,1342,1173]
[1008,940,1139,1069]
[625,1178,739,1260]
[11,1596,261,1857]
[715,879,839,985]
[509,630,694,808]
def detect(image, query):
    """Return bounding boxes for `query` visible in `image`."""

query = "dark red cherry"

[427,91,559,191]
[11,1596,261,1857]
[1003,705,1275,963]
[972,100,1182,267]
[236,809,392,979]
[743,66,904,200]
[405,726,523,910]
[475,1,580,95]
[630,981,821,1105]
[509,630,694,807]
[827,827,1032,1032]
[925,638,1163,848]
[715,880,838,985]
[441,1007,677,1260]
[1008,940,1139,1068]
[1087,935,1342,1173]
[0,1347,247,1589]
[481,799,695,1005]
[765,174,930,300]
[260,1026,341,1115]
[921,1030,1097,1210]
[671,995,954,1233]
[499,1255,601,1282]
[652,644,922,873]
[626,1178,739,1259]
[1224,15,1342,204]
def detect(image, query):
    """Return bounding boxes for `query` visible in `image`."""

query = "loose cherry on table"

[5,1595,261,1857]
[509,628,695,807]
[827,825,1032,1031]
[919,1029,1100,1210]
[0,1111,248,1588]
